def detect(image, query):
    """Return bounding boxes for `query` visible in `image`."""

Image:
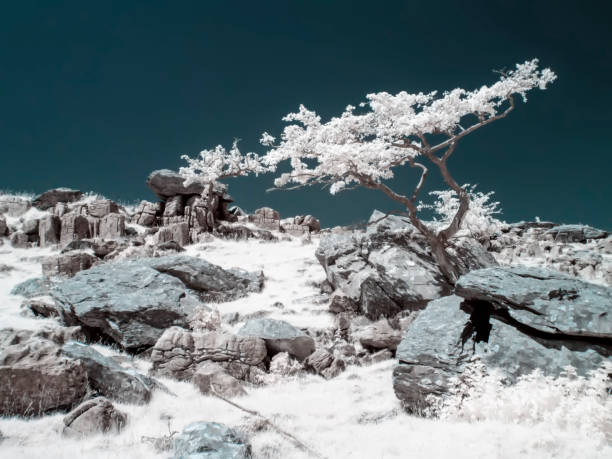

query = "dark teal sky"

[1,1,610,229]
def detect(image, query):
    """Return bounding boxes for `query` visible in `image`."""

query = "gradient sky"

[1,1,610,229]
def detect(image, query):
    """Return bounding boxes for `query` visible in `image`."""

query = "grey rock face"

[132,200,160,226]
[33,188,83,210]
[99,213,125,239]
[193,362,247,398]
[144,255,263,302]
[23,218,39,235]
[62,341,157,404]
[88,200,119,218]
[39,215,61,247]
[0,338,88,416]
[51,259,201,351]
[356,320,402,351]
[60,213,90,244]
[0,196,31,217]
[254,207,280,220]
[62,398,127,438]
[0,217,7,236]
[42,252,98,278]
[147,169,227,200]
[237,318,315,360]
[393,288,611,412]
[544,224,607,243]
[316,211,496,320]
[455,266,612,338]
[172,422,252,459]
[150,327,267,382]
[155,222,190,247]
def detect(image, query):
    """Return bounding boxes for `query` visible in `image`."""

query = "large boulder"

[99,213,125,239]
[172,422,252,459]
[51,259,202,351]
[32,188,82,210]
[150,327,267,382]
[62,398,127,438]
[0,338,88,416]
[455,266,612,338]
[60,213,90,244]
[316,211,497,320]
[154,222,190,247]
[132,200,160,226]
[147,169,227,201]
[62,342,158,404]
[237,318,315,360]
[393,270,611,412]
[144,255,263,302]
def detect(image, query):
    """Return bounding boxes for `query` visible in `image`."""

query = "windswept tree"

[179,140,269,227]
[261,59,556,282]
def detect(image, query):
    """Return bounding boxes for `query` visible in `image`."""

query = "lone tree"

[261,59,556,282]
[179,140,269,228]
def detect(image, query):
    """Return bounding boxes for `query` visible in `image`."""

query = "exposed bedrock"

[393,267,611,413]
[316,211,496,320]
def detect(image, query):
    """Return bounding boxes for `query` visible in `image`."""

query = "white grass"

[0,236,610,458]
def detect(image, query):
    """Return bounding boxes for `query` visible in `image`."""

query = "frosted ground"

[0,237,610,458]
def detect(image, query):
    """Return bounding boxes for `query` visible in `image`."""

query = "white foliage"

[418,185,503,238]
[432,359,612,446]
[179,140,270,187]
[262,59,556,195]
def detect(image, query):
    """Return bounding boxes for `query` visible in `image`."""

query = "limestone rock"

[356,320,402,351]
[0,196,31,217]
[316,211,496,320]
[33,188,82,210]
[10,231,29,248]
[60,213,90,244]
[99,213,125,239]
[51,259,202,351]
[145,255,263,302]
[237,318,315,360]
[42,252,98,278]
[172,422,252,459]
[0,338,88,416]
[304,348,333,373]
[192,362,247,398]
[62,398,127,438]
[132,201,159,226]
[88,200,119,218]
[38,215,61,247]
[62,342,158,404]
[150,327,267,382]
[155,222,190,247]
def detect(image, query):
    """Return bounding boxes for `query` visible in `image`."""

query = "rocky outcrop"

[249,207,281,231]
[132,201,160,226]
[51,259,201,351]
[393,266,612,412]
[150,327,267,383]
[62,342,158,404]
[544,224,607,243]
[237,318,315,360]
[147,169,224,200]
[154,222,190,247]
[10,232,29,248]
[144,255,263,302]
[317,211,496,320]
[32,188,83,210]
[62,398,127,438]
[0,337,88,416]
[172,422,252,459]
[0,217,7,237]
